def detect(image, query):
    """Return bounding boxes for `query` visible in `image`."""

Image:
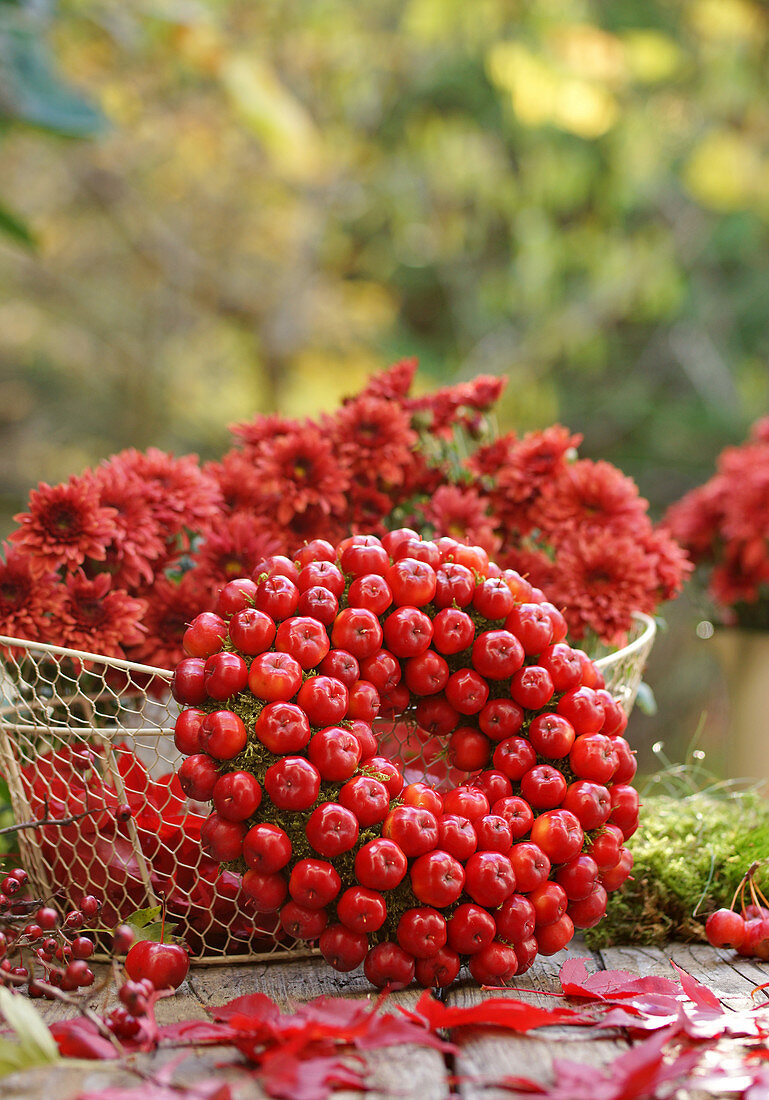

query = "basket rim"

[593,612,656,671]
[0,633,173,681]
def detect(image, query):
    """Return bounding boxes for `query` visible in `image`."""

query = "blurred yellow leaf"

[220,55,324,180]
[683,130,764,210]
[688,0,765,40]
[549,24,626,83]
[488,42,618,138]
[555,79,618,139]
[488,43,558,128]
[622,31,684,83]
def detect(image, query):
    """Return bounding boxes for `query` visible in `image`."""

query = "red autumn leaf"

[210,992,281,1025]
[49,1017,120,1060]
[403,989,589,1034]
[494,1028,701,1100]
[558,958,681,1001]
[204,992,451,1058]
[590,998,680,1033]
[155,1019,239,1047]
[676,1000,768,1041]
[257,1048,366,1100]
[669,961,721,1010]
[288,995,451,1052]
[490,1075,546,1094]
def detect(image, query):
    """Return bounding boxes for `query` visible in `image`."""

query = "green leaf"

[123,905,179,944]
[0,23,106,137]
[0,986,60,1077]
[125,904,163,929]
[634,681,658,717]
[0,199,36,248]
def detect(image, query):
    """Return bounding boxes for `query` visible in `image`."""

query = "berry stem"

[730,861,760,912]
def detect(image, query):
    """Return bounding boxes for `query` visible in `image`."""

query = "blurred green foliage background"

[2,0,768,773]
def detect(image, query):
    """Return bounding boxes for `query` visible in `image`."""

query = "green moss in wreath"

[585,789,769,948]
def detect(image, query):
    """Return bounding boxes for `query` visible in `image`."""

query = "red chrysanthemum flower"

[105,448,223,535]
[228,412,303,455]
[128,572,211,670]
[536,460,649,545]
[88,465,167,589]
[58,570,146,658]
[750,417,769,445]
[544,533,657,645]
[11,475,118,579]
[710,551,769,611]
[0,544,68,644]
[331,395,418,489]
[495,425,582,504]
[347,485,395,536]
[189,513,283,590]
[719,447,769,547]
[485,427,583,541]
[466,434,518,479]
[639,528,693,603]
[663,482,725,563]
[407,375,506,435]
[358,359,419,402]
[665,418,769,621]
[253,424,349,527]
[285,503,348,547]
[420,484,500,554]
[205,451,266,516]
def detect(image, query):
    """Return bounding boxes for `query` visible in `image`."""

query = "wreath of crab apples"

[171,530,638,990]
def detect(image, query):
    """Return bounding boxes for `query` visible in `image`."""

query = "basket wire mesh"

[0,635,314,965]
[0,615,655,965]
[593,613,657,714]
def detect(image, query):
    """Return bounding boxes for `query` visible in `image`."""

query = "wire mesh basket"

[0,635,310,965]
[592,612,657,714]
[0,616,655,964]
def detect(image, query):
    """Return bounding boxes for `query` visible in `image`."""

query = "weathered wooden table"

[3,940,767,1099]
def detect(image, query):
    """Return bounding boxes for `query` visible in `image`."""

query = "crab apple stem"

[749,876,761,912]
[752,865,769,910]
[731,863,760,913]
[160,893,166,945]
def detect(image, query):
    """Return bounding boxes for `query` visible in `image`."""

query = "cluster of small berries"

[704,862,769,960]
[0,871,97,997]
[103,925,189,1037]
[171,531,639,989]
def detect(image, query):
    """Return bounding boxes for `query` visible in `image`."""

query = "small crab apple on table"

[172,532,639,990]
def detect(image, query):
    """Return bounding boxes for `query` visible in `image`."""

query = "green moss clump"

[585,789,769,948]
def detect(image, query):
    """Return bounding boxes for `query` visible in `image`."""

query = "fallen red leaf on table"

[256,1048,366,1100]
[402,989,590,1033]
[558,958,681,1001]
[670,961,722,1010]
[50,1017,121,1061]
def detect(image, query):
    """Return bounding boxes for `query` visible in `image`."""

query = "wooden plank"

[449,941,629,1100]
[1,1043,255,1100]
[600,942,769,1012]
[187,956,375,1009]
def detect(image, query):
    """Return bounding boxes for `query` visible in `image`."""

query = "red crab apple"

[125,939,189,990]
